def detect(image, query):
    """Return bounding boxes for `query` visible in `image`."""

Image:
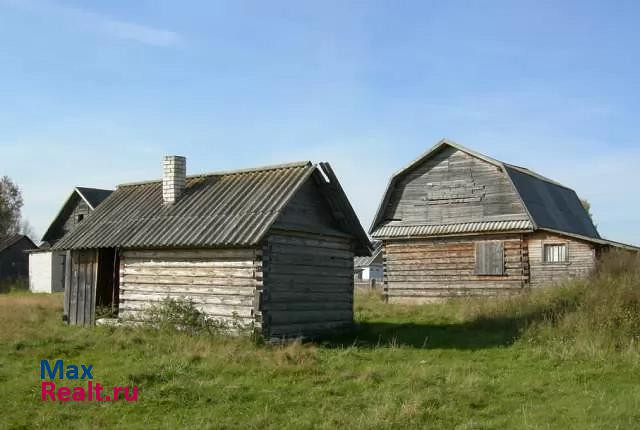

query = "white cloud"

[3,0,181,47]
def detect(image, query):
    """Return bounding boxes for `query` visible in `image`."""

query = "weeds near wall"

[462,248,640,359]
[144,297,250,336]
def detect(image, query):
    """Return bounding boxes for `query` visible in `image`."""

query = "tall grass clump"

[144,297,244,336]
[462,249,640,359]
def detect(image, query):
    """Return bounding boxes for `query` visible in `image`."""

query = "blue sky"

[1,0,639,244]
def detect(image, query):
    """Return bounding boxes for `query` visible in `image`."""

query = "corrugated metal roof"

[371,220,533,239]
[52,161,372,254]
[505,166,600,239]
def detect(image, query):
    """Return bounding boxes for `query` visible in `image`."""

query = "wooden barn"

[29,187,112,293]
[0,234,36,287]
[371,139,639,303]
[52,156,371,340]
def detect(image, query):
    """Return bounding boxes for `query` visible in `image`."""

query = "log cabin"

[370,139,639,303]
[52,156,371,340]
[29,187,113,293]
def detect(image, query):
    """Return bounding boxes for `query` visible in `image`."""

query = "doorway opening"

[96,248,120,319]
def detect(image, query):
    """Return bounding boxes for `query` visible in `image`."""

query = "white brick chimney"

[162,155,186,205]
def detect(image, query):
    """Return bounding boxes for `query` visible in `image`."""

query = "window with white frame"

[543,243,568,263]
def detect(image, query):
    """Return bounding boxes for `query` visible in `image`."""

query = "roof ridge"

[0,234,29,252]
[118,161,313,188]
[75,186,113,192]
[503,163,569,189]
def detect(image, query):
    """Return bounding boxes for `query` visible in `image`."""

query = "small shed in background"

[0,234,36,290]
[29,187,112,293]
[354,240,383,288]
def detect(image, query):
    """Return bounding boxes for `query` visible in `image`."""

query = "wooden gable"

[381,145,527,226]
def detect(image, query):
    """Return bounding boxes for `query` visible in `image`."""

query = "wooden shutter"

[475,241,504,275]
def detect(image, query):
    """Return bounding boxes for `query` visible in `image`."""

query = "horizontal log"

[122,266,256,278]
[267,234,351,251]
[120,283,256,296]
[266,284,352,294]
[121,291,253,306]
[123,259,257,268]
[120,301,253,318]
[118,309,255,325]
[268,246,354,259]
[265,273,353,284]
[267,253,352,268]
[385,274,526,282]
[123,248,259,260]
[264,264,352,277]
[122,274,261,286]
[269,310,352,325]
[385,288,524,297]
[263,301,352,311]
[267,292,352,303]
[385,257,523,268]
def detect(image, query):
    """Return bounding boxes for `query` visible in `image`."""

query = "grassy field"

[1,252,639,429]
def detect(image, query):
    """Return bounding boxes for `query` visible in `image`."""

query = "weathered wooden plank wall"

[383,234,528,303]
[527,231,596,287]
[262,232,354,339]
[66,249,97,326]
[382,147,526,225]
[118,248,262,328]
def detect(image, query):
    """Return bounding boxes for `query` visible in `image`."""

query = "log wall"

[527,231,597,288]
[118,248,262,328]
[383,234,528,304]
[262,231,354,339]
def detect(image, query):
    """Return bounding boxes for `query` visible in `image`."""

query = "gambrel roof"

[41,187,113,244]
[53,162,371,256]
[370,139,619,246]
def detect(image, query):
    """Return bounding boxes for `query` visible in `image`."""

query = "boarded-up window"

[544,244,567,263]
[475,241,504,275]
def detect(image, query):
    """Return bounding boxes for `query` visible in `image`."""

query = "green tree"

[580,198,596,226]
[0,176,23,238]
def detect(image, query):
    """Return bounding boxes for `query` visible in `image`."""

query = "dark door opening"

[96,248,120,318]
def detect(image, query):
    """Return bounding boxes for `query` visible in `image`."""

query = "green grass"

[1,251,640,429]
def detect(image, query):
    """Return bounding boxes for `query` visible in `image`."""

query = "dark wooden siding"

[47,194,92,244]
[262,232,354,339]
[382,146,526,225]
[0,237,33,283]
[383,234,528,303]
[527,231,596,287]
[272,177,345,236]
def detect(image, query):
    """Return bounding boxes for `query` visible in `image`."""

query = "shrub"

[144,297,242,336]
